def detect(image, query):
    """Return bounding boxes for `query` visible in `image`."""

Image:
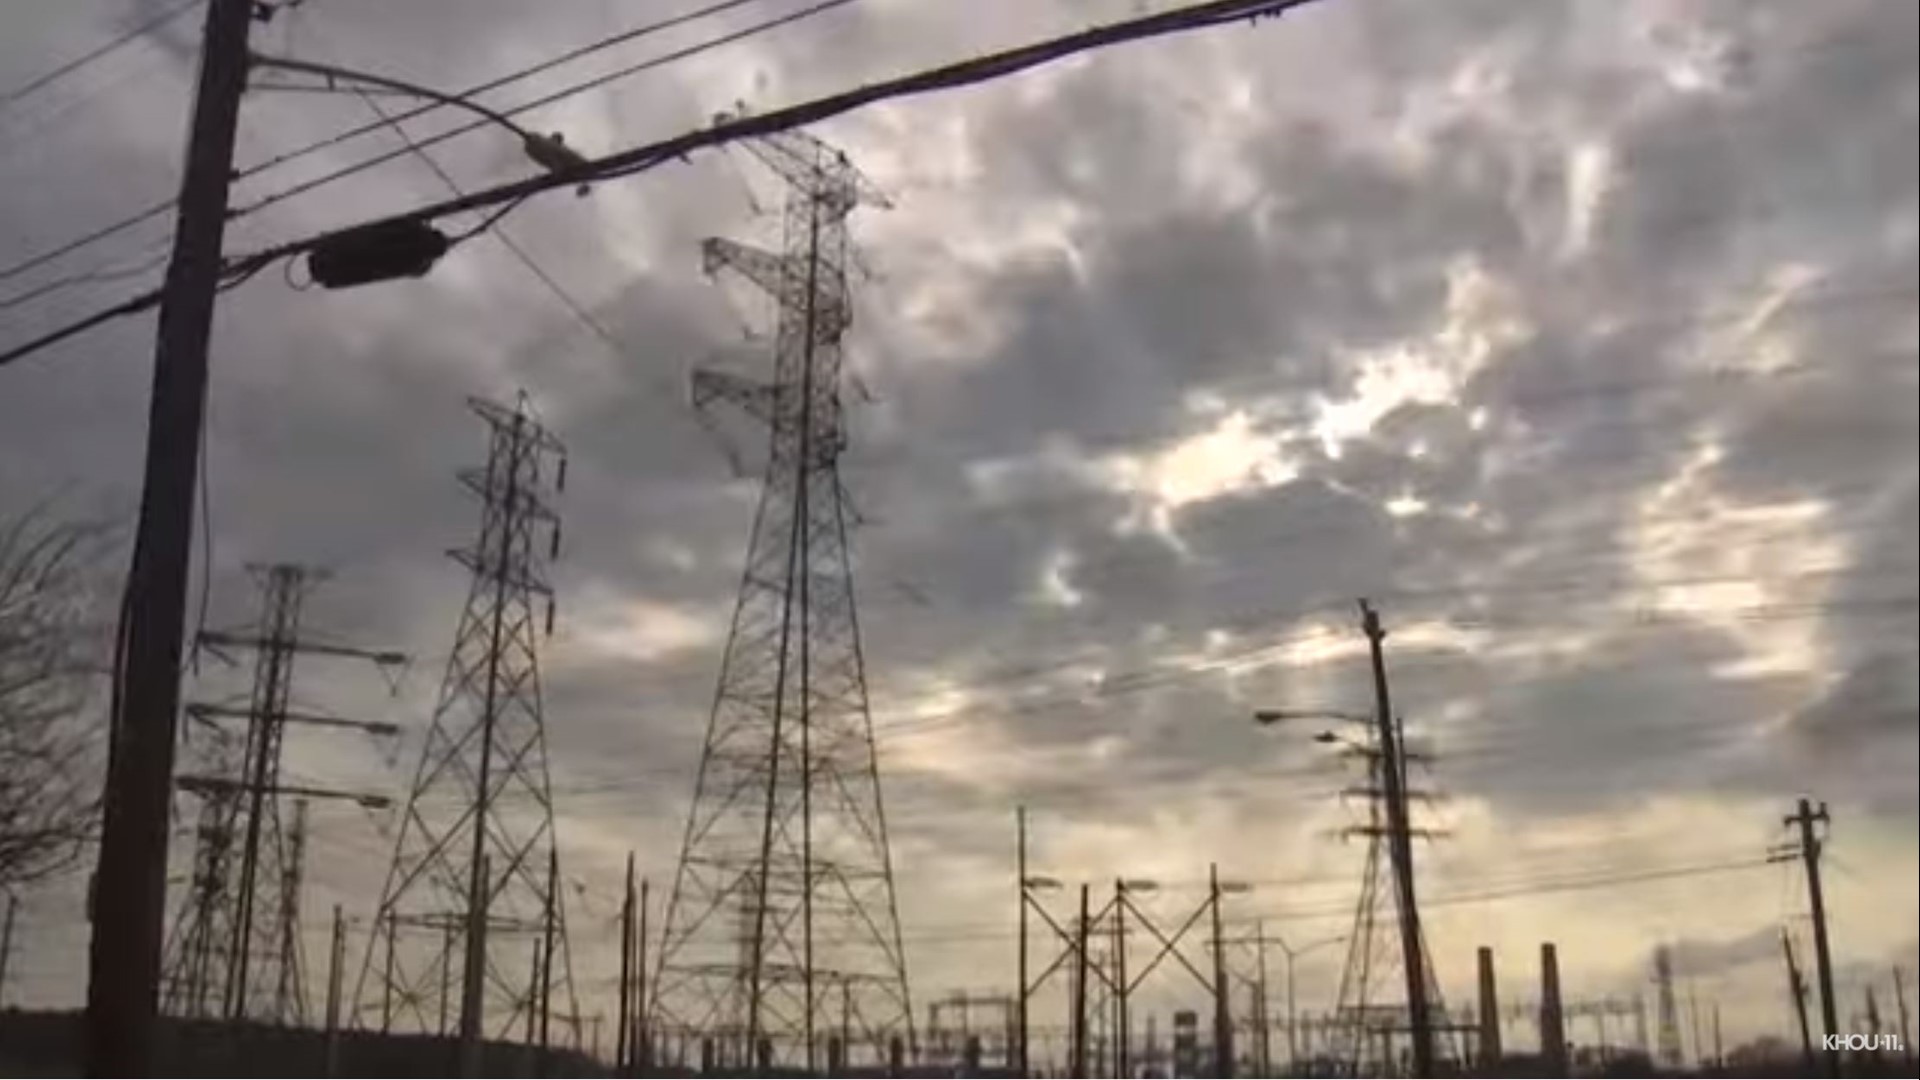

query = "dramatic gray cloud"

[1,0,1913,1056]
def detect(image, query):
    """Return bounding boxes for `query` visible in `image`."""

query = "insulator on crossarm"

[555,455,568,493]
[545,596,556,637]
[549,523,562,561]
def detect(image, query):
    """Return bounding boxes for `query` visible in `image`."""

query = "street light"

[251,52,591,183]
[1022,875,1063,891]
[1254,708,1370,726]
[249,52,594,288]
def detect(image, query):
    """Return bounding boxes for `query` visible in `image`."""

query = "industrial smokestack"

[1540,943,1567,1078]
[1478,946,1503,1066]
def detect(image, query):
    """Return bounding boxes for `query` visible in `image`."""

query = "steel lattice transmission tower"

[353,395,578,1051]
[650,124,913,1073]
[1329,744,1454,1075]
[161,564,402,1025]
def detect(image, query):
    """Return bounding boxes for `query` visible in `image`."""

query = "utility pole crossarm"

[1340,825,1449,841]
[175,774,391,809]
[1339,786,1440,802]
[456,467,559,523]
[701,236,851,341]
[195,629,406,667]
[446,548,553,596]
[186,702,399,737]
[691,369,779,427]
[701,238,798,300]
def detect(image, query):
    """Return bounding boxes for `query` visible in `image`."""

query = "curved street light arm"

[248,51,590,185]
[251,52,533,139]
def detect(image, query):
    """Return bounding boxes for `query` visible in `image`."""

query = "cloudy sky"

[2,0,1915,1064]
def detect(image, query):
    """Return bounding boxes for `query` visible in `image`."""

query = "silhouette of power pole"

[1654,945,1683,1069]
[354,395,576,1067]
[1074,885,1090,1080]
[88,0,253,1068]
[1894,966,1913,1071]
[1321,602,1447,1076]
[651,123,910,1072]
[1784,929,1815,1074]
[0,892,15,1009]
[1786,798,1840,1077]
[324,904,346,1078]
[1210,865,1234,1078]
[1359,600,1433,1079]
[1017,807,1030,1077]
[160,563,401,1025]
[617,853,635,1072]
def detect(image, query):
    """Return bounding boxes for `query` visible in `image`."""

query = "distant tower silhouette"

[161,564,401,1024]
[164,782,241,1019]
[650,123,912,1072]
[1654,945,1683,1068]
[1328,735,1451,1074]
[353,395,577,1049]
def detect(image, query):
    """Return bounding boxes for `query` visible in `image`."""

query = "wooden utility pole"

[1255,920,1272,1078]
[1711,1000,1723,1069]
[1360,599,1432,1077]
[1787,798,1840,1077]
[636,877,650,1071]
[1072,884,1089,1080]
[1783,930,1815,1074]
[1894,966,1913,1071]
[1114,879,1130,1080]
[0,893,15,1010]
[324,905,346,1078]
[618,854,635,1071]
[1211,864,1233,1079]
[85,0,252,1072]
[1017,807,1029,1077]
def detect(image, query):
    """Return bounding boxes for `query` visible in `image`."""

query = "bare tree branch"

[0,502,114,890]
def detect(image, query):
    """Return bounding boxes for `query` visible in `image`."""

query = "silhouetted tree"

[0,505,110,889]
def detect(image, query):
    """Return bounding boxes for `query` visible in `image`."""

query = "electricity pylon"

[353,395,577,1059]
[160,563,403,1024]
[1328,732,1454,1075]
[650,124,913,1073]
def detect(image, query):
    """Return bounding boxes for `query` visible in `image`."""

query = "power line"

[224,0,864,223]
[0,248,169,313]
[233,0,1322,256]
[236,0,788,180]
[0,0,830,288]
[0,0,204,116]
[0,0,1325,369]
